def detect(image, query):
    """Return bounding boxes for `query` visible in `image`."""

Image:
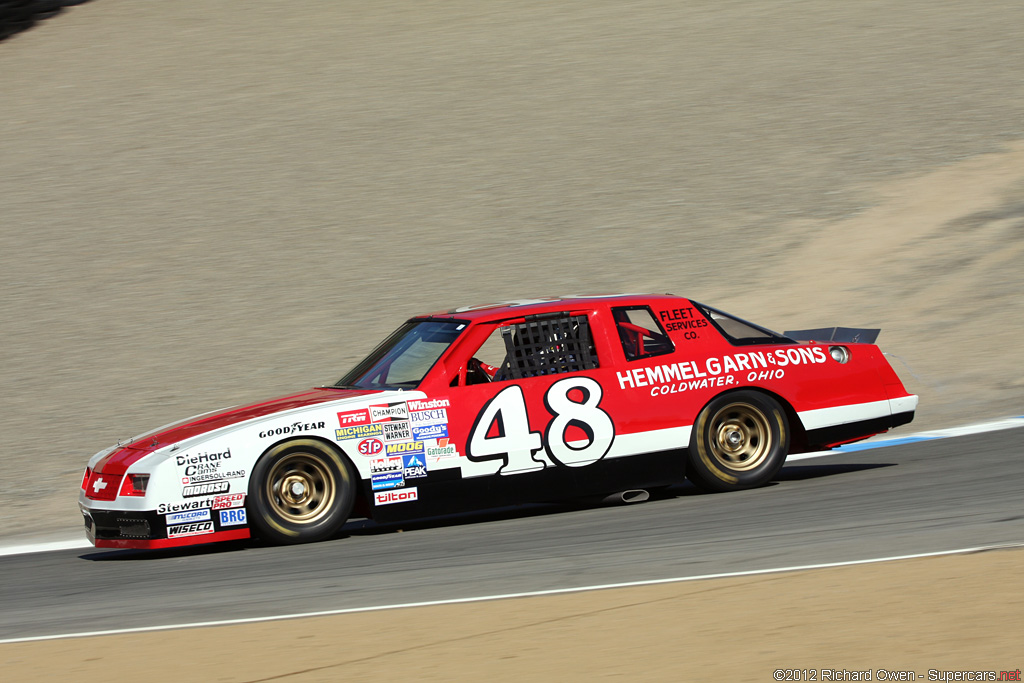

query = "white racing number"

[544,377,614,467]
[463,378,615,477]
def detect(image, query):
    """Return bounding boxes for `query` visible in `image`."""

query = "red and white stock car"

[80,294,917,549]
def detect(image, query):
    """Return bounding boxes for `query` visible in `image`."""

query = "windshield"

[335,319,467,390]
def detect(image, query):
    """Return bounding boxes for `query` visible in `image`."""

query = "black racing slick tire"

[686,390,790,493]
[248,439,356,545]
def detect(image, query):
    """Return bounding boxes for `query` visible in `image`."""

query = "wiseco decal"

[167,521,214,538]
[374,487,418,506]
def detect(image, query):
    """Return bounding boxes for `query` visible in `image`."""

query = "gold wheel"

[265,451,337,524]
[706,401,773,472]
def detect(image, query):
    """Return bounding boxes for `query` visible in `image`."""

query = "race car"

[80,294,918,549]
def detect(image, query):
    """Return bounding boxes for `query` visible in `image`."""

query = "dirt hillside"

[1,1,1022,538]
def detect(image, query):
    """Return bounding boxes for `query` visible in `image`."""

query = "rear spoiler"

[783,327,880,344]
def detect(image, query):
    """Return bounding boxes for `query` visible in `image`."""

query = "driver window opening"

[612,306,674,361]
[464,314,600,385]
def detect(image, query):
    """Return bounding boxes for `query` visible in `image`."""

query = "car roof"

[417,294,689,322]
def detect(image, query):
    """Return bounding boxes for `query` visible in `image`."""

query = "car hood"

[92,387,379,476]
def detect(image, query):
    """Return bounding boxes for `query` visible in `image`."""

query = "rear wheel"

[248,439,356,544]
[686,391,789,492]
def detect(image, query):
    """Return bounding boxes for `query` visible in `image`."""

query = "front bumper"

[82,507,250,549]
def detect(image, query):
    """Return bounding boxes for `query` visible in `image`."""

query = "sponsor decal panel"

[407,398,450,411]
[357,438,385,456]
[374,487,418,506]
[370,456,403,474]
[382,421,411,442]
[182,481,230,498]
[175,450,231,467]
[409,408,448,425]
[175,448,244,485]
[386,441,423,455]
[426,438,459,463]
[158,494,244,514]
[338,409,370,427]
[219,508,247,526]
[402,454,428,479]
[167,521,214,538]
[370,402,409,422]
[371,470,405,491]
[658,306,709,338]
[258,421,326,438]
[336,423,384,440]
[617,347,829,396]
[212,493,246,510]
[165,509,211,525]
[412,423,448,441]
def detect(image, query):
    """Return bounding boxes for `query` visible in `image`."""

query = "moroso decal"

[182,481,230,497]
[374,487,418,505]
[336,423,384,440]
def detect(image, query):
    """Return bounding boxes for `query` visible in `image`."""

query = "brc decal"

[219,508,247,526]
[374,487,418,506]
[463,377,615,478]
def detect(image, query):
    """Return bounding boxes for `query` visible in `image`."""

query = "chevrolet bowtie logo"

[92,478,108,493]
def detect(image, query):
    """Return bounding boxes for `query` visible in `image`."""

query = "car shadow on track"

[78,462,895,560]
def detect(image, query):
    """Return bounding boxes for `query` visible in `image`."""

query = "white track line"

[2,416,1021,560]
[2,542,1022,645]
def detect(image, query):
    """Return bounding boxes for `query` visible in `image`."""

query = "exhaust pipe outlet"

[601,489,650,505]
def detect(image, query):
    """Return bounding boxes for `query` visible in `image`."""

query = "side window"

[612,306,674,361]
[465,314,599,384]
[693,302,792,346]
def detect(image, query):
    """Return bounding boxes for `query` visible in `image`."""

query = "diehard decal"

[374,487,418,505]
[336,423,384,440]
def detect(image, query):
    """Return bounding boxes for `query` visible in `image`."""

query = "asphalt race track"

[1,428,1021,642]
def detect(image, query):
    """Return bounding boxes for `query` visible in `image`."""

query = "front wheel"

[248,439,356,544]
[686,391,789,492]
